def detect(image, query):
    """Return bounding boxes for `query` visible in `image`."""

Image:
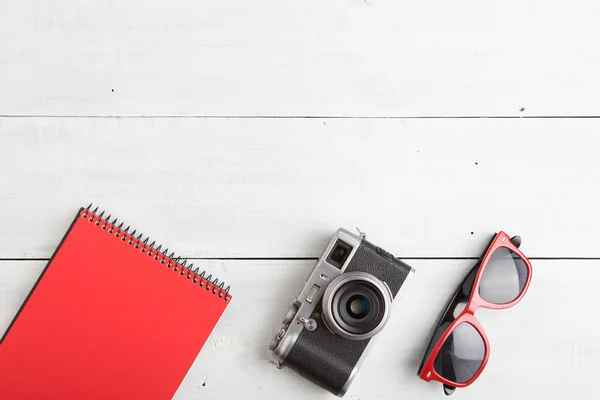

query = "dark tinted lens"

[417,265,480,374]
[479,247,529,304]
[434,322,485,384]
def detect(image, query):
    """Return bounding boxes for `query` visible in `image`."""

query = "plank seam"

[1,115,600,120]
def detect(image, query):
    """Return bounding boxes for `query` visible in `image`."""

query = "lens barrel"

[322,272,393,340]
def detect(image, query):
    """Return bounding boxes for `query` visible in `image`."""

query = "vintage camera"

[269,228,415,396]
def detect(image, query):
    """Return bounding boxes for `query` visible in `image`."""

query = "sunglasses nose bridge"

[465,293,482,314]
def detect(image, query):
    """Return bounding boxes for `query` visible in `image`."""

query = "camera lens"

[335,281,384,335]
[322,272,392,340]
[346,295,370,319]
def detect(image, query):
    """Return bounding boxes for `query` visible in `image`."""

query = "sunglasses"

[417,231,532,395]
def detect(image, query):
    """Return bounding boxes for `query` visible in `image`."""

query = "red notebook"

[0,206,231,400]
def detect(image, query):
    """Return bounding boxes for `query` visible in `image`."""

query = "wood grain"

[1,0,599,117]
[0,259,596,399]
[1,117,599,259]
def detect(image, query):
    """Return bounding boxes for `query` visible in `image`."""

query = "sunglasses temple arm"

[444,384,456,396]
[510,235,522,248]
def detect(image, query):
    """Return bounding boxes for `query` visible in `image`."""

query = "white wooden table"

[1,1,599,398]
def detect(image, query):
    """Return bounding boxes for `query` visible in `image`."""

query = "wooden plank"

[0,259,597,399]
[1,0,599,117]
[1,117,599,258]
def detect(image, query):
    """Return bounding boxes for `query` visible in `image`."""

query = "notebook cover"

[0,207,231,400]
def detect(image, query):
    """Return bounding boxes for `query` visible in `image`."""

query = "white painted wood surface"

[1,118,600,259]
[1,259,597,400]
[1,0,599,398]
[1,0,600,117]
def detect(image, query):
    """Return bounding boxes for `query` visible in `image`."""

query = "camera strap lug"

[356,227,366,239]
[269,360,285,369]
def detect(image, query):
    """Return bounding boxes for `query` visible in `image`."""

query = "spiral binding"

[81,204,230,302]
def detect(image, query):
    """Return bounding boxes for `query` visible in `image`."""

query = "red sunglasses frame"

[418,231,533,388]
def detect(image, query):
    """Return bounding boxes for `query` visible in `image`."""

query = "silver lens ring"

[322,272,393,340]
